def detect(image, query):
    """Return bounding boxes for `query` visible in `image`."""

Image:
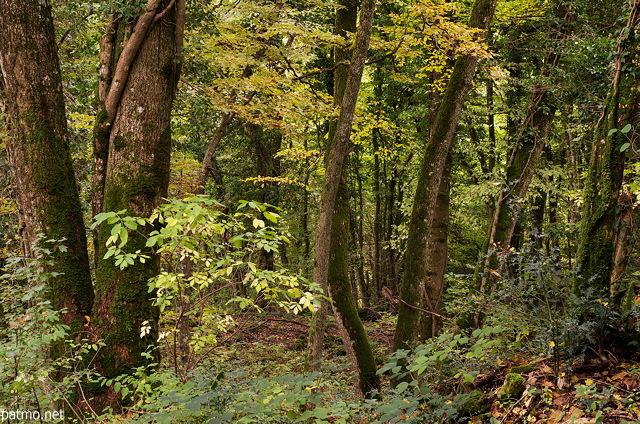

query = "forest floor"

[218,311,640,424]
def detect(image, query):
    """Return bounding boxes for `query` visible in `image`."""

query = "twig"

[393,296,455,323]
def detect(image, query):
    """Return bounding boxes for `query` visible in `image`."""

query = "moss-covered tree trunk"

[0,0,94,338]
[306,0,379,397]
[90,0,184,408]
[575,0,640,301]
[393,0,497,350]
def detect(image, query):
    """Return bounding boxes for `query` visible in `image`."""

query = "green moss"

[113,135,125,151]
[498,373,525,399]
[510,365,536,374]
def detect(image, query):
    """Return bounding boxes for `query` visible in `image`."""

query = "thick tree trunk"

[393,0,497,350]
[306,0,379,397]
[576,0,640,301]
[0,0,94,340]
[90,0,184,408]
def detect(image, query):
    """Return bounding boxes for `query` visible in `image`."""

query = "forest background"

[1,0,640,422]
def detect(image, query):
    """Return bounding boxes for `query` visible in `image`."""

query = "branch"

[104,0,163,125]
[392,295,454,323]
[98,14,118,104]
[152,0,176,24]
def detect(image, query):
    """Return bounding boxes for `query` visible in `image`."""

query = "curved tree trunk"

[0,0,94,343]
[393,0,497,350]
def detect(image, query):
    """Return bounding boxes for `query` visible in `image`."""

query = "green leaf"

[396,381,409,393]
[124,220,138,230]
[621,142,631,152]
[621,123,632,134]
[608,128,618,136]
[119,226,128,246]
[103,249,115,260]
[263,210,279,223]
[314,407,328,419]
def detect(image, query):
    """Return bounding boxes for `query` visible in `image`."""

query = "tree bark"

[90,0,184,408]
[393,0,497,350]
[0,0,94,341]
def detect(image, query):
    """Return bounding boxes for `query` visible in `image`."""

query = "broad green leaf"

[263,210,279,223]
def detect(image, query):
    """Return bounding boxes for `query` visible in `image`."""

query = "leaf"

[621,123,632,134]
[314,407,328,419]
[252,218,265,228]
[124,220,138,230]
[119,226,128,246]
[620,142,630,152]
[608,128,618,136]
[396,381,409,393]
[263,210,279,223]
[110,223,122,236]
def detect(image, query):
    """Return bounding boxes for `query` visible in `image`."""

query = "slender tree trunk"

[0,0,94,342]
[611,189,635,295]
[90,0,184,408]
[576,0,640,302]
[306,0,379,397]
[422,154,452,337]
[393,0,497,350]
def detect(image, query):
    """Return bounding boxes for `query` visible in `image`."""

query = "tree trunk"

[575,0,640,302]
[90,0,184,408]
[393,0,497,350]
[422,153,452,337]
[0,0,94,342]
[477,2,574,302]
[306,0,379,397]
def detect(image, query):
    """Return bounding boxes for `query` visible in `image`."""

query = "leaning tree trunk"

[0,0,94,344]
[575,0,640,302]
[90,0,184,408]
[479,3,574,296]
[393,0,497,351]
[306,0,379,398]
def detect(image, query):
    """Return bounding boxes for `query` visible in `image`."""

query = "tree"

[0,0,94,344]
[90,0,185,406]
[307,0,379,397]
[477,1,575,299]
[393,0,498,349]
[575,0,640,302]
